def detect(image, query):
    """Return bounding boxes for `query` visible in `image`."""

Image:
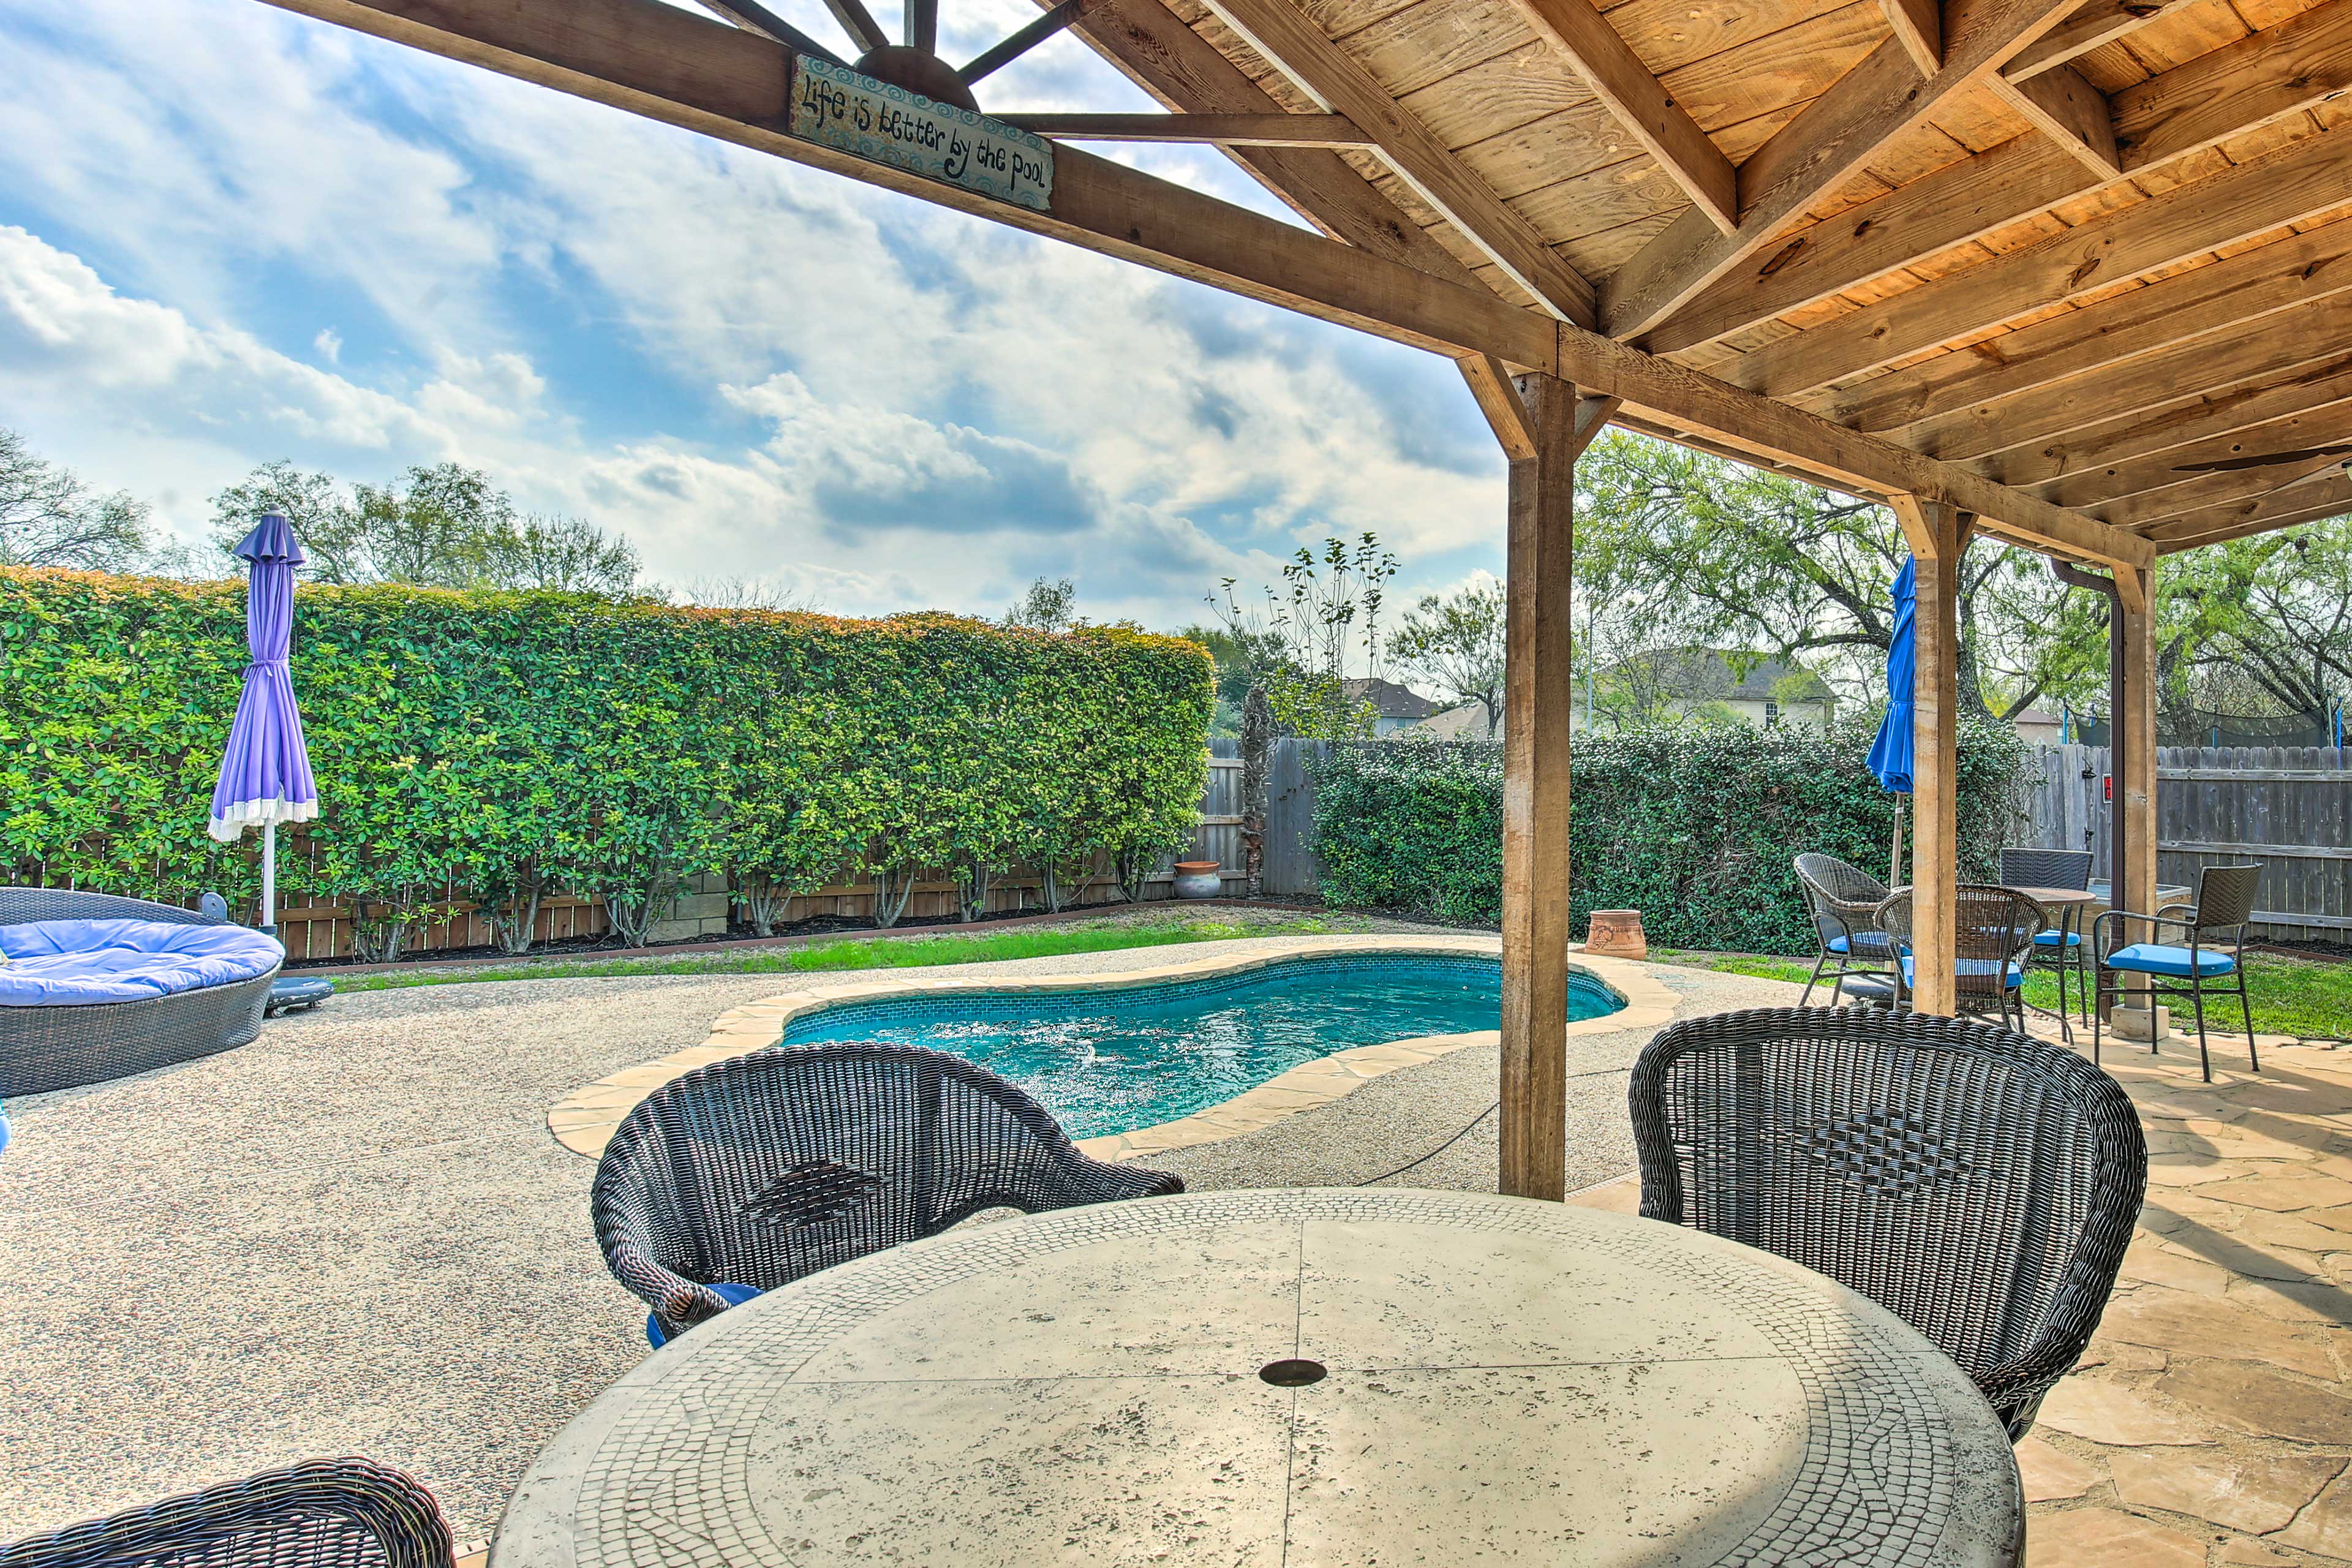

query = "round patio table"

[496,1189,2022,1568]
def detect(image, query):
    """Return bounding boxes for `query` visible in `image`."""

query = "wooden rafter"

[688,0,846,65]
[1810,219,2352,437]
[1640,0,2352,358]
[1989,64,2118,176]
[1879,0,1943,74]
[962,0,1091,83]
[2039,388,2352,506]
[1000,111,1370,145]
[1723,123,2352,399]
[2111,0,2352,172]
[1598,0,2086,341]
[1194,0,1599,323]
[2146,471,2352,549]
[2003,0,2189,81]
[2094,457,2351,530]
[1504,0,1738,233]
[1987,353,2352,491]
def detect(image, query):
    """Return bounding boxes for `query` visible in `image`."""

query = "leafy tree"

[1387,578,1506,733]
[1003,575,1078,633]
[0,428,153,571]
[1208,532,1397,739]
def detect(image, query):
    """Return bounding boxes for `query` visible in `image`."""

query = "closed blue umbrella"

[206,513,318,934]
[1866,554,1918,886]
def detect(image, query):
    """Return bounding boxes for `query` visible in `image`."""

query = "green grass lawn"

[1654,947,2352,1042]
[325,911,1375,995]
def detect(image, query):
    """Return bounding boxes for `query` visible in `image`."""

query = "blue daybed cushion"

[0,919,283,1006]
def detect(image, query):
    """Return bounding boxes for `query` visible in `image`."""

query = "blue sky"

[0,0,1511,630]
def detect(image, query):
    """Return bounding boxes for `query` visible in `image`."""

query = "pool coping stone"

[543,935,1677,1161]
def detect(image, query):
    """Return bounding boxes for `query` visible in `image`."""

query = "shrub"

[0,571,1213,941]
[1311,718,2027,953]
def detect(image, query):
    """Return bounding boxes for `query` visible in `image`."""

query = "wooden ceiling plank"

[1551,321,2154,565]
[1724,122,2352,397]
[1642,136,2093,356]
[1003,111,1374,143]
[1985,351,2352,487]
[1989,62,2120,174]
[2114,0,2352,172]
[2003,0,2193,81]
[1599,0,2087,341]
[2146,471,2352,547]
[1504,0,1738,228]
[1055,0,1479,279]
[1196,0,1599,322]
[2040,391,2352,504]
[1881,0,1945,72]
[1905,292,2352,461]
[2093,453,2351,528]
[1814,218,2352,434]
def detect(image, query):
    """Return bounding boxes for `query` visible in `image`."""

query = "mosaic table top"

[496,1188,2021,1567]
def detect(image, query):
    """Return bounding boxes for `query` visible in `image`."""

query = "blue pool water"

[780,952,1623,1137]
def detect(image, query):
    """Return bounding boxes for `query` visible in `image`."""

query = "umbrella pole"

[1891,794,1905,889]
[262,820,277,936]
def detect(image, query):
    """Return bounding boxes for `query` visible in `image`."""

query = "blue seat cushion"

[2032,930,2084,948]
[0,919,283,1006]
[1899,956,2024,989]
[1827,933,1896,956]
[2105,943,2237,979]
[646,1281,761,1349]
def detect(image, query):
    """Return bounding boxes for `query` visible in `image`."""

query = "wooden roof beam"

[1551,323,2152,568]
[1597,0,2086,341]
[2112,0,2352,172]
[1880,0,1944,74]
[1641,0,2352,356]
[2003,0,2192,81]
[2146,470,2352,549]
[688,0,848,66]
[2093,455,2352,530]
[1724,122,2352,398]
[1506,0,1738,232]
[1986,353,2352,490]
[1001,112,1371,145]
[1196,0,1599,324]
[2037,386,2352,505]
[1811,219,2352,437]
[1989,65,2118,176]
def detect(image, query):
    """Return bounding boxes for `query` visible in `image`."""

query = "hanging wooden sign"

[789,58,1055,213]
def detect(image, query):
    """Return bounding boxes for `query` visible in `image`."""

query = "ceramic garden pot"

[1172,860,1223,899]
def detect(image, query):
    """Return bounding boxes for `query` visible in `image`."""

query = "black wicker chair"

[1630,1007,2146,1441]
[1792,853,1899,1006]
[2000,848,2095,1027]
[0,889,280,1098]
[0,1459,451,1568]
[593,1041,1186,1344]
[2094,862,2263,1082]
[1858,884,2046,1033]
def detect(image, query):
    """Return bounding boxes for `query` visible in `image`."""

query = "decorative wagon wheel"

[701,0,1099,112]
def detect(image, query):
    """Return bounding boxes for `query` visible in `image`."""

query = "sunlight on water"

[781,954,1621,1137]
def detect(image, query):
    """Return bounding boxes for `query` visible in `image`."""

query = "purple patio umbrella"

[206,513,318,933]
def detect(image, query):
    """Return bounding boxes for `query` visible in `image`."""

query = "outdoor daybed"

[0,889,281,1097]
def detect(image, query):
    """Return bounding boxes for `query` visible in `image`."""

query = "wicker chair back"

[1998,848,2094,892]
[2188,864,2263,930]
[1630,1006,2144,1438]
[593,1041,1184,1340]
[0,1459,451,1568]
[1879,884,2046,1007]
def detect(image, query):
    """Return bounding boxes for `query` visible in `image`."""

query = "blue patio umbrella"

[1866,554,1918,886]
[206,513,318,934]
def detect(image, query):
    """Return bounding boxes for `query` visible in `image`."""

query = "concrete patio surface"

[2,927,2349,1568]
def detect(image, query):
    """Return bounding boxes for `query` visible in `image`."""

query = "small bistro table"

[496,1189,2022,1567]
[2013,885,2103,1036]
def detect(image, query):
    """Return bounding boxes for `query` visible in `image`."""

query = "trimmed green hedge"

[0,570,1213,954]
[1312,722,2027,953]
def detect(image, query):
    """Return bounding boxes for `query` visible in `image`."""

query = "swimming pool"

[778,951,1624,1138]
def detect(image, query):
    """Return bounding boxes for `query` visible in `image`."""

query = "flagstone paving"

[2001,1036,2352,1566]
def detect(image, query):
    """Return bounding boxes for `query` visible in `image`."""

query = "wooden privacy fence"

[2017,745,2349,939]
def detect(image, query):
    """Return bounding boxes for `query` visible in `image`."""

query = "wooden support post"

[1893,497,1965,1017]
[2116,565,2161,1003]
[1498,372,1583,1200]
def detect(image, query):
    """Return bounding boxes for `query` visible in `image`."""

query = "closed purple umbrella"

[206,513,318,934]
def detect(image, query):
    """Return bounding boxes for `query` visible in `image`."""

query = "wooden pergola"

[266,0,2350,1197]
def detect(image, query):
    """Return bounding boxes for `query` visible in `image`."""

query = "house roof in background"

[1343,677,1445,720]
[1608,648,1833,705]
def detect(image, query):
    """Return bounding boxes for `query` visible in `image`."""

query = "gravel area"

[0,933,1800,1542]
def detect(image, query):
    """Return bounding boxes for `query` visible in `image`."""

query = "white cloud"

[0,0,1510,628]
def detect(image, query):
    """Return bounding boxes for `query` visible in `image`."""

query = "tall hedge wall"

[1313,722,2027,954]
[0,570,1213,954]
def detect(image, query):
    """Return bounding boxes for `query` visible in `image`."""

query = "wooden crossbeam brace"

[688,0,848,66]
[1000,112,1370,145]
[962,0,1090,83]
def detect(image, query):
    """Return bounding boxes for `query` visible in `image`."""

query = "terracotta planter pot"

[1585,908,1648,960]
[1172,860,1223,900]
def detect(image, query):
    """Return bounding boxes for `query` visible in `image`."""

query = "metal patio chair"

[2093,862,2263,1082]
[593,1040,1185,1345]
[0,1459,451,1568]
[2000,848,2095,1027]
[1792,853,1899,1006]
[1630,1006,2146,1441]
